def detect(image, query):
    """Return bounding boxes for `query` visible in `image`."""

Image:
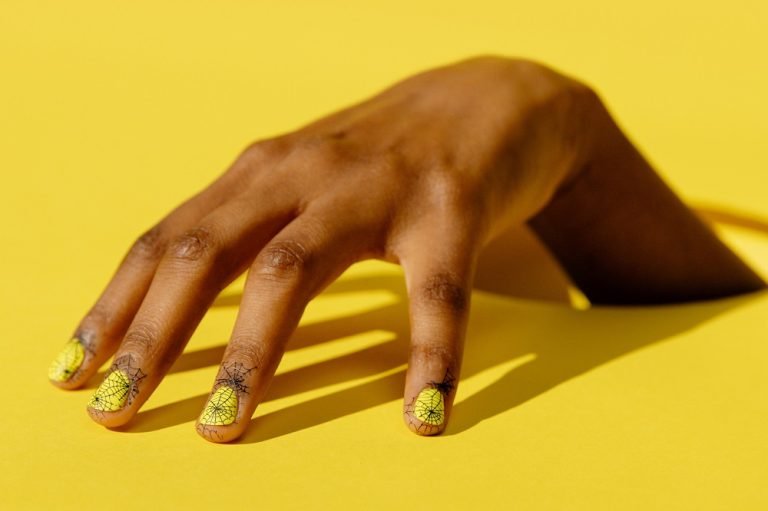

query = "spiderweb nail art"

[88,354,146,413]
[413,388,445,426]
[48,338,85,382]
[405,369,456,433]
[197,361,258,438]
[199,386,238,426]
[48,333,98,382]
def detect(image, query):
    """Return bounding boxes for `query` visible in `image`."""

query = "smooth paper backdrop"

[1,1,767,509]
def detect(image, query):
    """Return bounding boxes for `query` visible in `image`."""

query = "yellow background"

[1,1,767,509]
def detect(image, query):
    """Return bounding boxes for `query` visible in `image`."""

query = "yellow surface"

[1,1,767,509]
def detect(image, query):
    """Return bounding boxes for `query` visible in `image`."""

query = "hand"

[48,55,764,442]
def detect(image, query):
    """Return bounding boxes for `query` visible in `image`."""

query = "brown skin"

[49,55,765,441]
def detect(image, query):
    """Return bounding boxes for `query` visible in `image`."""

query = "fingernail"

[413,387,446,426]
[199,386,238,426]
[48,338,85,382]
[88,370,132,411]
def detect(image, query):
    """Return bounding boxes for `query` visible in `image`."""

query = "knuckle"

[242,137,289,163]
[372,143,404,173]
[80,301,113,332]
[409,342,456,365]
[221,139,288,186]
[226,335,266,366]
[419,271,468,314]
[509,56,551,75]
[541,79,604,163]
[566,81,605,121]
[167,226,216,263]
[567,79,600,103]
[464,53,510,65]
[127,225,166,261]
[294,136,355,168]
[466,54,552,81]
[550,76,600,111]
[427,173,477,219]
[121,322,160,356]
[254,239,310,281]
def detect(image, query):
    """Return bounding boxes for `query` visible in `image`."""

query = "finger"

[400,222,477,436]
[47,146,269,390]
[48,197,212,389]
[85,176,298,427]
[195,205,371,442]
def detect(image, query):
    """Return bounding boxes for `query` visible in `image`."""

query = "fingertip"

[402,374,457,435]
[195,422,246,443]
[403,413,446,436]
[403,400,448,437]
[49,364,96,391]
[48,376,81,390]
[85,405,134,428]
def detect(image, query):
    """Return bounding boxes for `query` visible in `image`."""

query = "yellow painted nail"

[413,387,445,426]
[88,370,132,411]
[199,386,238,426]
[48,338,85,382]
